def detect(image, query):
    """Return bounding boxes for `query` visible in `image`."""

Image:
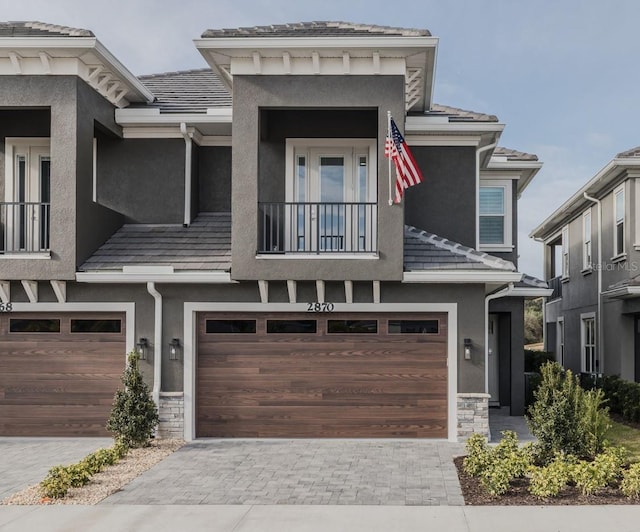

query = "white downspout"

[584,193,603,373]
[147,282,162,407]
[180,123,192,227]
[484,282,515,394]
[532,235,548,351]
[476,142,498,249]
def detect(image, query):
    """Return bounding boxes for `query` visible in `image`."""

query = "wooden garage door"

[197,312,447,438]
[0,312,126,437]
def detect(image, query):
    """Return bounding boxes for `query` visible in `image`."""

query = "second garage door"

[0,312,126,437]
[197,312,448,438]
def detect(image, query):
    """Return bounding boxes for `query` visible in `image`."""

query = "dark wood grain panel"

[197,312,447,438]
[0,312,125,436]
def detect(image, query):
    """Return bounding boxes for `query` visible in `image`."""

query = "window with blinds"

[479,186,505,245]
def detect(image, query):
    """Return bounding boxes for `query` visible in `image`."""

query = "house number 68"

[0,302,13,312]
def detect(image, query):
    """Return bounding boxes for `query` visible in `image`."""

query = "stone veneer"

[158,392,184,439]
[456,392,490,441]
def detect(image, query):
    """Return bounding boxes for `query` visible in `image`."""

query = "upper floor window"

[581,313,598,373]
[561,225,569,278]
[614,184,625,257]
[583,210,592,270]
[479,180,512,250]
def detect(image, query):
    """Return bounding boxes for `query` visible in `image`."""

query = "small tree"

[107,350,159,448]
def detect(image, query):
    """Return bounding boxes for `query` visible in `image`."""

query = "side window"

[614,185,625,257]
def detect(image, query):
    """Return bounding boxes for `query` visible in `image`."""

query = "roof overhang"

[194,35,438,112]
[405,116,504,153]
[76,270,234,284]
[115,107,232,137]
[603,286,640,300]
[486,157,543,197]
[0,36,154,107]
[530,158,640,240]
[402,271,523,283]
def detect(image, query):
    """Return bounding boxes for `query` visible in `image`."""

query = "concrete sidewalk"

[2,504,640,532]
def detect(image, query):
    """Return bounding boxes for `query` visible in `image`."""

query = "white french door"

[4,140,51,252]
[286,139,376,253]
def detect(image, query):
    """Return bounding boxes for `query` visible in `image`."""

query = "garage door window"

[388,320,439,334]
[206,320,256,334]
[9,318,60,333]
[70,319,122,333]
[328,320,377,333]
[267,320,317,334]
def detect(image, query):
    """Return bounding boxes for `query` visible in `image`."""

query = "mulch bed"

[453,456,639,505]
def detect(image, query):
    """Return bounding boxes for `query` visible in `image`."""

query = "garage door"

[197,312,447,438]
[0,312,126,436]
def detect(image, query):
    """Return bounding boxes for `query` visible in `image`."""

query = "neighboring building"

[0,21,548,441]
[531,147,640,382]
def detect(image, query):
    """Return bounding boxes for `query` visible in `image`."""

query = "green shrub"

[479,460,513,496]
[106,350,159,448]
[528,362,611,463]
[528,453,575,498]
[600,375,640,424]
[571,447,626,495]
[463,433,491,477]
[621,463,640,498]
[65,463,92,488]
[524,350,556,373]
[40,466,72,499]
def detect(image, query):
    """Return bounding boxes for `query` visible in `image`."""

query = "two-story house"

[0,21,548,441]
[531,147,640,382]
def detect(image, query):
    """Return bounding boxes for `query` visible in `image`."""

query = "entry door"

[289,144,375,252]
[488,314,500,404]
[5,143,51,252]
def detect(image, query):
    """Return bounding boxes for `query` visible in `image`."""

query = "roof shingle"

[0,21,93,37]
[201,21,430,39]
[428,104,498,122]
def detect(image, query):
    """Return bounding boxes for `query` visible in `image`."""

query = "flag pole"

[387,111,393,206]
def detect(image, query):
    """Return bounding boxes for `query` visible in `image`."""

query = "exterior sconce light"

[136,337,149,360]
[169,338,181,360]
[464,338,472,360]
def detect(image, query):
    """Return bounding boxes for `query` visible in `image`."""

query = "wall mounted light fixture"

[169,338,181,360]
[464,338,473,360]
[136,337,149,360]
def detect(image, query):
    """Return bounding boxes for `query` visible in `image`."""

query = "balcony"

[547,276,562,300]
[258,202,377,254]
[0,202,51,254]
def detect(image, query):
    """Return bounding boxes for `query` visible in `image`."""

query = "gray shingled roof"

[428,104,498,122]
[493,147,539,162]
[518,274,548,289]
[202,21,430,39]
[80,213,231,272]
[616,146,640,158]
[0,21,93,37]
[137,69,231,113]
[404,226,516,271]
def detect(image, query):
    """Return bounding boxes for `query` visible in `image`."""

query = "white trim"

[195,35,439,50]
[21,280,38,303]
[505,287,553,297]
[75,271,234,283]
[583,209,592,270]
[315,280,325,303]
[614,182,626,257]
[405,135,481,147]
[286,280,297,303]
[116,109,232,125]
[479,180,512,249]
[258,280,269,303]
[199,136,232,147]
[580,311,598,373]
[402,271,522,283]
[344,280,353,304]
[183,302,458,442]
[405,118,505,135]
[6,301,135,354]
[0,281,9,303]
[50,280,66,303]
[561,225,570,279]
[556,317,565,366]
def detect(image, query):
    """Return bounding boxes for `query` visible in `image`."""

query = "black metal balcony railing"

[258,202,377,254]
[547,276,562,300]
[0,202,51,254]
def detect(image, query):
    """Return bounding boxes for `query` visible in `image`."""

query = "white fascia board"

[76,271,235,284]
[404,120,505,135]
[506,287,554,298]
[402,271,522,283]
[194,36,438,51]
[406,134,481,147]
[115,108,232,126]
[530,158,640,239]
[603,286,640,300]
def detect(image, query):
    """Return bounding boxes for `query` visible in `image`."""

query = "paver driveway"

[103,440,465,506]
[0,438,112,500]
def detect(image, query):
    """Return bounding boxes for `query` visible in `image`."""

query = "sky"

[3,0,640,278]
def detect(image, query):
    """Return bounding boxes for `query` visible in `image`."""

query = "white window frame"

[92,137,98,202]
[582,210,592,272]
[478,179,513,252]
[613,183,626,259]
[580,312,598,373]
[556,317,564,366]
[561,225,570,279]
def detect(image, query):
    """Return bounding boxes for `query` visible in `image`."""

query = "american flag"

[385,116,424,203]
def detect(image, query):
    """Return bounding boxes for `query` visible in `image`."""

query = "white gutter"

[485,283,515,393]
[584,192,604,373]
[402,271,522,283]
[76,271,234,283]
[147,282,162,407]
[476,142,498,249]
[180,123,193,227]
